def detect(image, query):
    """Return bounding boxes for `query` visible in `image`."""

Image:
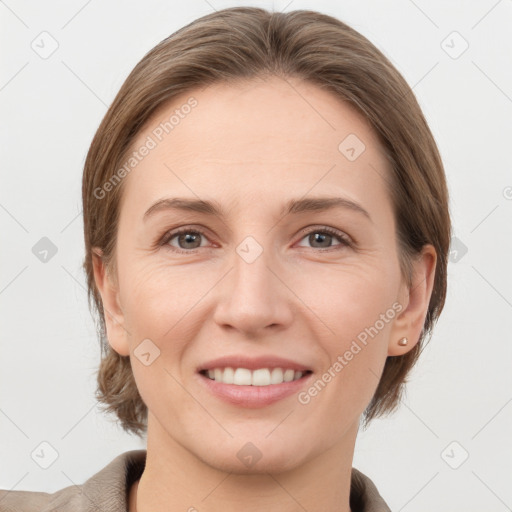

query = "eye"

[158,225,353,254]
[160,228,210,253]
[296,226,352,250]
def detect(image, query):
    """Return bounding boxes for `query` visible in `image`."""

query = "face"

[94,76,433,474]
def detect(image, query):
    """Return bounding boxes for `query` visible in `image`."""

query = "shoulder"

[0,449,147,512]
[350,467,392,512]
[0,485,81,511]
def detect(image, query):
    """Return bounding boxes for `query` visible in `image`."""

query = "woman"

[0,6,450,512]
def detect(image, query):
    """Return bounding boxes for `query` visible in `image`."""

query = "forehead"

[121,76,389,211]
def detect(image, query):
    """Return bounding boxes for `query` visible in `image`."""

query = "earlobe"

[91,248,131,357]
[388,244,437,356]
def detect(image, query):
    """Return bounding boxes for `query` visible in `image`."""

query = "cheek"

[295,260,398,400]
[119,256,204,332]
[297,256,399,337]
[117,258,214,396]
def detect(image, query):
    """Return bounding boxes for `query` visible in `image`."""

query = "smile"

[200,367,312,386]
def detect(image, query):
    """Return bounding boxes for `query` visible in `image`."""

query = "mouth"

[196,358,314,408]
[199,367,313,386]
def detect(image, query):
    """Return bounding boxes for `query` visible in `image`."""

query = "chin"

[197,435,309,475]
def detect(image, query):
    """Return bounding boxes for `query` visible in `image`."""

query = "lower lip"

[197,372,313,408]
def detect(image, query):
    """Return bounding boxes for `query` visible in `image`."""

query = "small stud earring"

[398,337,408,346]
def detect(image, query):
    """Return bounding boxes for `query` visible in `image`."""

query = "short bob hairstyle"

[82,7,451,437]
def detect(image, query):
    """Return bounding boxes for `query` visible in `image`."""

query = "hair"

[82,6,451,437]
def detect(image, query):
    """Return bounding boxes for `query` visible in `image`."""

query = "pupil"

[312,233,329,247]
[181,233,199,248]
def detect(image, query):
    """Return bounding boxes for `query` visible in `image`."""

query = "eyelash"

[158,225,353,254]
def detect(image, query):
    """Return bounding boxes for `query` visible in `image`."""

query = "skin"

[92,75,436,512]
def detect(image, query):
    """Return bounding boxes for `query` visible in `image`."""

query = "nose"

[212,243,294,336]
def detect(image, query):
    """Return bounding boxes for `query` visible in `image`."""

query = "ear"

[388,244,437,356]
[91,248,130,357]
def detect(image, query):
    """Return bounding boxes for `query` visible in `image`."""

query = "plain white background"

[1,0,511,510]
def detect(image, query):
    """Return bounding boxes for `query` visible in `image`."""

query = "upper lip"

[198,355,312,372]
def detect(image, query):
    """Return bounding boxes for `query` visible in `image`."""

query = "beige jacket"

[0,449,391,511]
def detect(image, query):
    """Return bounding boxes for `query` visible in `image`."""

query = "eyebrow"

[143,196,372,222]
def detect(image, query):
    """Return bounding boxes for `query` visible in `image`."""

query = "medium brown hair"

[82,7,451,437]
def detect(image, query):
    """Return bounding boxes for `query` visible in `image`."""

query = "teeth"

[223,367,234,384]
[284,369,295,382]
[204,367,305,386]
[234,368,252,385]
[251,368,270,386]
[270,368,284,384]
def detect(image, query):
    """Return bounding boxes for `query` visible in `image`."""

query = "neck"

[131,414,358,512]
